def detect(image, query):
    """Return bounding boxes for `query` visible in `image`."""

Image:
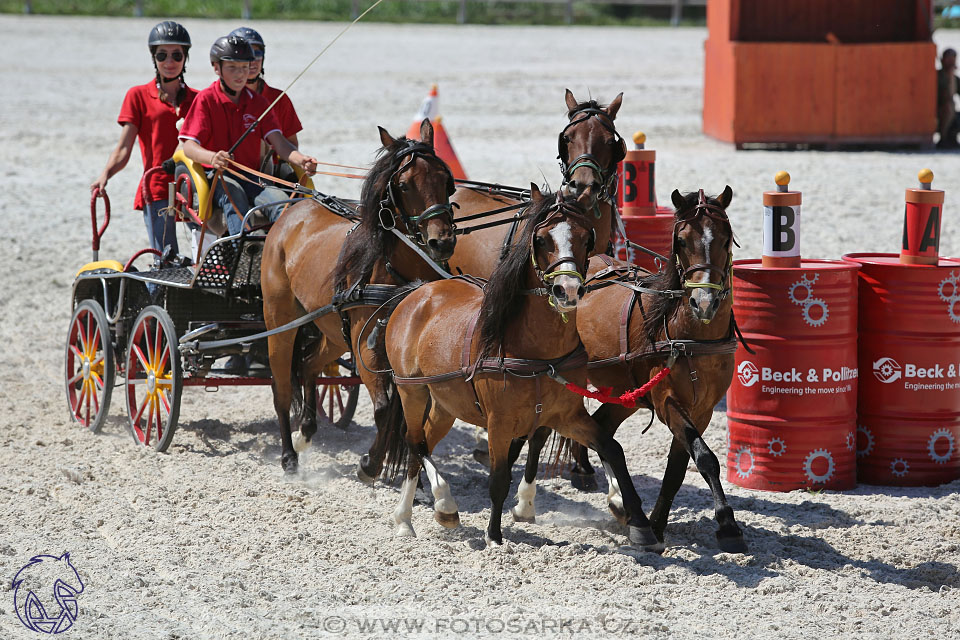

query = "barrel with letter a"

[843,253,960,486]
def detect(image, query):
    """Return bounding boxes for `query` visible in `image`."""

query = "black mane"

[331,137,413,292]
[477,193,572,358]
[642,191,730,341]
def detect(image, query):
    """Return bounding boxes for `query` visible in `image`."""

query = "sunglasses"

[155,51,184,63]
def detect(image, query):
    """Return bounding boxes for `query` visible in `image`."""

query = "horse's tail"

[375,280,426,480]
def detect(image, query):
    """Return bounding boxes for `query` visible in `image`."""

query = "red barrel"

[617,148,657,215]
[727,260,860,491]
[843,253,960,486]
[615,208,674,272]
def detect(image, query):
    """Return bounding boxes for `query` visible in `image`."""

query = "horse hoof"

[484,533,502,549]
[281,454,298,475]
[472,448,491,468]
[511,507,535,524]
[608,502,628,526]
[434,510,460,529]
[629,525,660,549]
[570,471,598,492]
[717,534,748,554]
[356,461,376,486]
[394,522,416,538]
[292,431,311,453]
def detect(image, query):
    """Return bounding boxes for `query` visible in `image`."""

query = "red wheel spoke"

[158,388,171,414]
[84,383,92,425]
[156,342,170,374]
[91,383,100,413]
[67,370,83,386]
[153,318,163,369]
[83,312,92,355]
[328,388,334,420]
[144,397,155,444]
[132,392,149,426]
[70,344,84,361]
[132,344,149,373]
[335,388,344,415]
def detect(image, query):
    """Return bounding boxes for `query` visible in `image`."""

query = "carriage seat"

[171,147,316,240]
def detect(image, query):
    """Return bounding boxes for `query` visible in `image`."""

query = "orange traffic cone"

[431,117,467,180]
[406,83,439,139]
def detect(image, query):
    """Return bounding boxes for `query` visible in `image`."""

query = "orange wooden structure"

[703,0,937,147]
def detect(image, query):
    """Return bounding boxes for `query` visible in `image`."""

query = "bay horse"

[261,120,457,474]
[382,187,661,550]
[447,89,625,277]
[518,187,747,553]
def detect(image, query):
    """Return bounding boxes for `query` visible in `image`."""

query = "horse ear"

[671,189,686,212]
[530,182,543,203]
[419,119,434,148]
[718,185,733,209]
[564,89,578,112]
[606,92,623,120]
[378,126,396,148]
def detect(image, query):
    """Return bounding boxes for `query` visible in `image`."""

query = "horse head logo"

[12,553,84,634]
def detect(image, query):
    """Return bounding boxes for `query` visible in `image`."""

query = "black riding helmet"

[228,27,264,57]
[209,35,256,65]
[148,21,191,50]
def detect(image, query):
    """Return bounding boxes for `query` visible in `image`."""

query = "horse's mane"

[642,191,730,341]
[477,193,571,358]
[331,137,412,292]
[567,99,606,118]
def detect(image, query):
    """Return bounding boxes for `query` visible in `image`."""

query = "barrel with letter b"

[726,172,859,491]
[615,131,673,272]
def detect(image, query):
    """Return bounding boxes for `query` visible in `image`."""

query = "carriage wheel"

[316,356,359,430]
[64,300,115,433]
[124,306,182,452]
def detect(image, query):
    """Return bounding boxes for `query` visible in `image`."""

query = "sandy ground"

[2,14,960,639]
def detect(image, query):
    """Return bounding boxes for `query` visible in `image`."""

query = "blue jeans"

[214,174,288,236]
[143,200,179,255]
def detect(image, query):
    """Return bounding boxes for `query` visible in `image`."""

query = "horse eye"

[535,236,546,247]
[562,135,571,144]
[397,182,408,191]
[677,238,687,248]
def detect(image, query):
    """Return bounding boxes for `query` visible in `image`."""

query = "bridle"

[674,189,735,302]
[557,105,626,210]
[377,140,457,245]
[526,195,596,309]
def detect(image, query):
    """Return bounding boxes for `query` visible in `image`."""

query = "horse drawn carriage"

[65,155,360,451]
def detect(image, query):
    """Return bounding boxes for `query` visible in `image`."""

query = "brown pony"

[447,89,625,277]
[261,121,456,474]
[520,187,747,553]
[382,188,661,550]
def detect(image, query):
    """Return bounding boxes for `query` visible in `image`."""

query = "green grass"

[2,0,705,27]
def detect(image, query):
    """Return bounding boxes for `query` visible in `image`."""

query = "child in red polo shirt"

[178,35,317,236]
[229,26,304,181]
[91,21,197,255]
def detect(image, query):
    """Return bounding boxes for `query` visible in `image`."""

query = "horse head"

[559,90,625,208]
[375,120,457,262]
[13,552,85,633]
[529,184,595,312]
[670,186,735,324]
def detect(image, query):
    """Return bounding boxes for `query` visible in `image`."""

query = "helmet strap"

[219,78,238,97]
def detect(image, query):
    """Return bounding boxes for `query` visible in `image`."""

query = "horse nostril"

[577,286,585,298]
[690,297,698,310]
[427,238,439,252]
[552,284,565,299]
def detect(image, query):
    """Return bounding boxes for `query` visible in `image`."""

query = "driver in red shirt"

[178,35,317,236]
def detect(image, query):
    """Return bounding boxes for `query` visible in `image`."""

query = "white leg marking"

[511,477,537,522]
[292,430,310,453]
[422,456,458,516]
[603,462,624,513]
[392,474,418,538]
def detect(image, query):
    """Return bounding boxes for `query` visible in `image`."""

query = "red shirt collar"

[210,80,254,107]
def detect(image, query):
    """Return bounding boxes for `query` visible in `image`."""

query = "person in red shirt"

[178,35,317,237]
[91,21,197,255]
[229,26,304,181]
